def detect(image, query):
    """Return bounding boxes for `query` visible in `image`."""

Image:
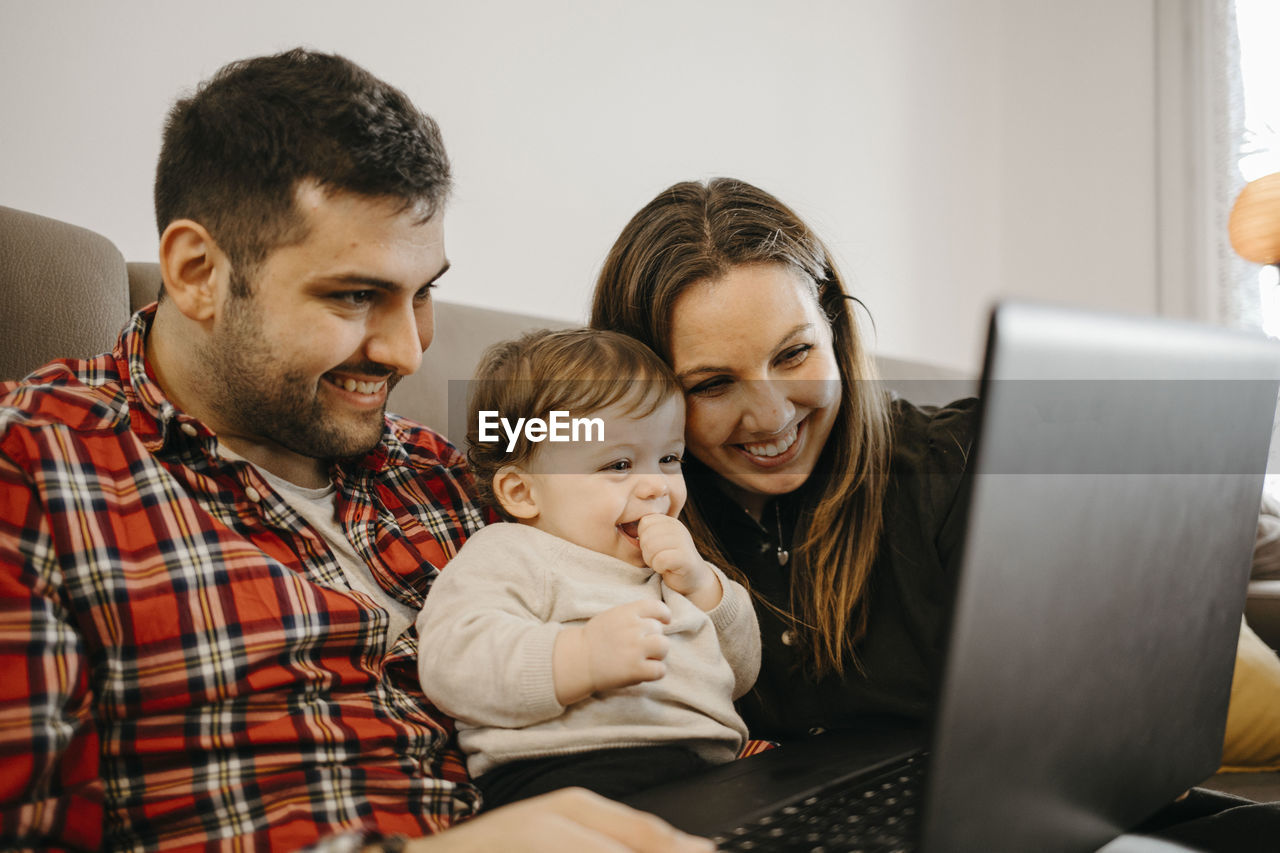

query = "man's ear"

[492,465,540,520]
[158,219,228,322]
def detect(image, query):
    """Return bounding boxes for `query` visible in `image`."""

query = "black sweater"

[687,397,979,742]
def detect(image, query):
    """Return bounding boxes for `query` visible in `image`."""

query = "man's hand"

[637,514,723,611]
[553,599,671,706]
[402,787,715,852]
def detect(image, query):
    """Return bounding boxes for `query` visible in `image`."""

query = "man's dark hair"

[154,48,451,288]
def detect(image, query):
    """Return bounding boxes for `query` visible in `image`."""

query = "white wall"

[0,0,1161,373]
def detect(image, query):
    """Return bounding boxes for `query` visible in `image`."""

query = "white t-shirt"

[222,447,417,651]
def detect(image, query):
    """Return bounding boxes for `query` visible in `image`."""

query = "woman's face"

[667,262,843,515]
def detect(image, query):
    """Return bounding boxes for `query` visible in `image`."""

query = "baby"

[417,328,760,808]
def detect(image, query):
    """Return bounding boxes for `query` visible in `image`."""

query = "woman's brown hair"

[590,177,892,676]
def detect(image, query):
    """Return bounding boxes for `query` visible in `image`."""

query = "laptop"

[624,302,1280,853]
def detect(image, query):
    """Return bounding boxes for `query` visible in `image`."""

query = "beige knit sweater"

[416,522,761,777]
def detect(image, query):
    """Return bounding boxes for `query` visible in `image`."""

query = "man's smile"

[322,371,393,399]
[325,371,389,394]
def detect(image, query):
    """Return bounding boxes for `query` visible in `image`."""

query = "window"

[1235,0,1280,336]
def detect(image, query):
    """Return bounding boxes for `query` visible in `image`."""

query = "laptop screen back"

[922,302,1280,853]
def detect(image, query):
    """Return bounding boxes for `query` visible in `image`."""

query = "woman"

[591,177,974,740]
[590,177,1274,851]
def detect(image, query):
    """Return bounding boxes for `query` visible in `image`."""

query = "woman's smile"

[732,418,806,468]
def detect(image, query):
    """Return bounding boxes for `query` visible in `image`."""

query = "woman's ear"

[492,465,540,520]
[158,219,227,322]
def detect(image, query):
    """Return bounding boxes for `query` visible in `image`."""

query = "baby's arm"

[417,547,565,728]
[636,514,761,697]
[637,514,722,611]
[704,570,763,699]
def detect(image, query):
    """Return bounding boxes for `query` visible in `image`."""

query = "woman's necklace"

[737,496,792,567]
[774,502,790,566]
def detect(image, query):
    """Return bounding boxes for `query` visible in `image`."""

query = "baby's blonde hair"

[466,328,682,518]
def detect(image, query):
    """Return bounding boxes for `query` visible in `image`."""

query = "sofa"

[3,203,1280,801]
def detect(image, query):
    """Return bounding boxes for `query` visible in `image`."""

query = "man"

[0,49,710,852]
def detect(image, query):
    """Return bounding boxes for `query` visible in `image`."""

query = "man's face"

[202,182,448,461]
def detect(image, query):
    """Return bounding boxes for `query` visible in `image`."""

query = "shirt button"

[780,630,795,646]
[808,726,826,736]
[758,540,771,554]
[245,486,262,503]
[180,423,198,437]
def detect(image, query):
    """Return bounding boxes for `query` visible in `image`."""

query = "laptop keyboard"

[713,753,927,853]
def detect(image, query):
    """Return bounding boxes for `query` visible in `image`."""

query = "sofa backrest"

[0,205,132,381]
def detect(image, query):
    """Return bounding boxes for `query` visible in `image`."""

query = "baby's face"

[517,395,687,567]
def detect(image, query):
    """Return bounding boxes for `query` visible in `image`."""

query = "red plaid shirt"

[0,307,487,851]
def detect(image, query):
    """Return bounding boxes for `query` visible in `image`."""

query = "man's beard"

[201,291,392,461]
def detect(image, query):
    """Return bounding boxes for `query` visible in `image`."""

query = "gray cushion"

[0,205,130,381]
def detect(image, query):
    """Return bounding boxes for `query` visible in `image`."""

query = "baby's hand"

[554,599,671,705]
[637,514,723,611]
